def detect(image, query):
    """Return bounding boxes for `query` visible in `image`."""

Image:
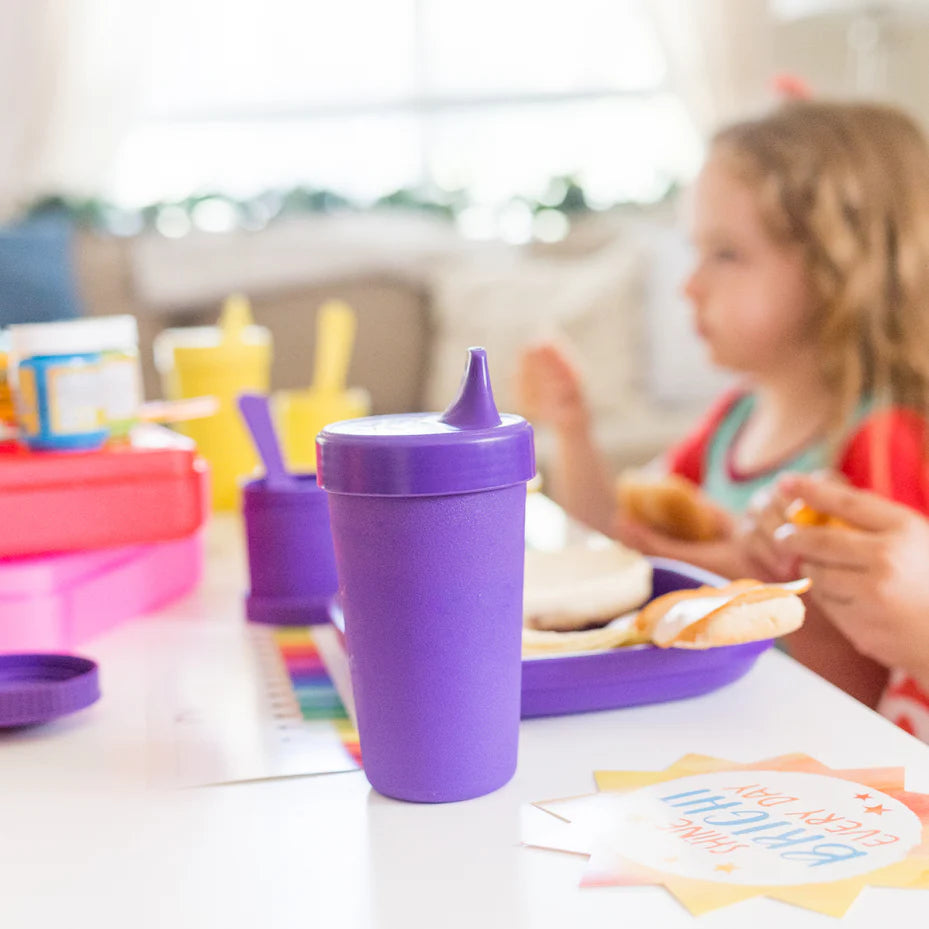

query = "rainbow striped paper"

[273,626,361,767]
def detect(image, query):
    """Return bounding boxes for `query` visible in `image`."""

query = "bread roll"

[617,471,723,542]
[524,544,652,632]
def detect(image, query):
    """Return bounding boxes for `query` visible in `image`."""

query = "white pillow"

[424,241,646,423]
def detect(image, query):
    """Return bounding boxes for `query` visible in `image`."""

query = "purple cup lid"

[316,347,535,496]
[0,654,100,727]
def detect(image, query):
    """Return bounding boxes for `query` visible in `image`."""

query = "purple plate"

[521,558,773,718]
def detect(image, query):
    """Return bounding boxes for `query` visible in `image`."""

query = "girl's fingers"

[774,523,876,571]
[777,473,906,532]
[615,515,697,562]
[743,523,797,580]
[802,562,856,606]
[802,561,880,613]
[740,490,804,579]
[614,515,667,553]
[615,515,744,579]
[752,494,792,538]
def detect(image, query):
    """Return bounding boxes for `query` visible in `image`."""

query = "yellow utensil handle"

[312,300,357,394]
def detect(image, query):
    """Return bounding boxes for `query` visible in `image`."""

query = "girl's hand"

[740,482,805,582]
[770,473,929,690]
[516,341,589,434]
[614,502,746,580]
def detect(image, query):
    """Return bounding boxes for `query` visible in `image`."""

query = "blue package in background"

[0,209,83,326]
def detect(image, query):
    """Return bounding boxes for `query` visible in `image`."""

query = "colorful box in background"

[0,426,208,558]
[0,531,203,651]
[6,316,143,451]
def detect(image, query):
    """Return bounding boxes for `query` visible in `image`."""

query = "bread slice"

[524,544,652,632]
[617,471,723,542]
[640,579,811,649]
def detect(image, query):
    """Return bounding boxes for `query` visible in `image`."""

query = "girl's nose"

[682,265,703,304]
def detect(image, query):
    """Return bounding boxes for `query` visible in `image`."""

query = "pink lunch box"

[0,531,203,651]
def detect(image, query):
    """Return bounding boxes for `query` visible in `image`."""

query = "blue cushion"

[0,210,83,326]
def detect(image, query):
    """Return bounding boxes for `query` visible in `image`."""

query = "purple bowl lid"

[316,347,535,496]
[0,653,100,727]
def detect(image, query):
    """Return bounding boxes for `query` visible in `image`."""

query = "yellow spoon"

[276,300,370,472]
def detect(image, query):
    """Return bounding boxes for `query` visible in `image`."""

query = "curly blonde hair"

[712,101,929,468]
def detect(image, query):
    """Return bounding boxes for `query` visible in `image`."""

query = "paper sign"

[527,754,929,916]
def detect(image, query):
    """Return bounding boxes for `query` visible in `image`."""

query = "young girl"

[518,100,929,710]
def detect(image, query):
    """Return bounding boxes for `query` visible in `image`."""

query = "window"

[110,0,701,216]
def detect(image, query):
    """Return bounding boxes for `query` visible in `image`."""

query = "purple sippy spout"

[439,347,503,429]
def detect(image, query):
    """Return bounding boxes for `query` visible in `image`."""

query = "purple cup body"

[327,484,527,802]
[243,474,339,625]
[317,348,535,802]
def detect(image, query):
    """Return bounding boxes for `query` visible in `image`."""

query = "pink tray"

[0,532,203,651]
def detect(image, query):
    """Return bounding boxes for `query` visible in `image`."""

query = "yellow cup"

[155,295,272,510]
[276,386,370,471]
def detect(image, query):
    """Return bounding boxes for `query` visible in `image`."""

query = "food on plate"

[786,499,849,529]
[523,544,652,632]
[617,471,724,542]
[521,614,644,656]
[637,578,811,649]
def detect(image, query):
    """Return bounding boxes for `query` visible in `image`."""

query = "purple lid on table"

[0,654,100,727]
[316,347,535,496]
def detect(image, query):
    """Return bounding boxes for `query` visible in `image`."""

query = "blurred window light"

[110,0,700,208]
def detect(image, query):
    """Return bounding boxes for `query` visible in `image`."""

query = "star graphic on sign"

[855,793,872,801]
[865,804,889,815]
[715,862,739,874]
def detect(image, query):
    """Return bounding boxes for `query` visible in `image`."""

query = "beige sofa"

[73,209,728,473]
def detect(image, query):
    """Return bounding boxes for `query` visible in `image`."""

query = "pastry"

[617,471,724,542]
[637,578,811,649]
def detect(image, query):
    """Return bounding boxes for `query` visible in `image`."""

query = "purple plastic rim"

[0,653,100,727]
[245,593,337,626]
[242,473,321,498]
[521,638,772,718]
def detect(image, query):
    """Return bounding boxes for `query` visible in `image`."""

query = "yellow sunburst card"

[526,754,929,916]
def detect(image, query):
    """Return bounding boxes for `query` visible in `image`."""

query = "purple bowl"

[520,558,773,718]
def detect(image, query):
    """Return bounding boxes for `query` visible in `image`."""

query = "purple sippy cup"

[316,347,535,803]
[238,393,338,625]
[242,475,339,625]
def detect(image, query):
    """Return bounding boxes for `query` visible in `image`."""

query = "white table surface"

[3,514,929,928]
